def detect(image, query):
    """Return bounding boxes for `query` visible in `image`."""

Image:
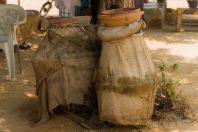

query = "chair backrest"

[0,4,26,36]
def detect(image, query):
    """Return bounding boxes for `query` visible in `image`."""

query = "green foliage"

[158,62,180,100]
[166,78,180,100]
[153,63,189,121]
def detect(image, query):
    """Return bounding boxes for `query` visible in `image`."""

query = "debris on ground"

[152,63,190,121]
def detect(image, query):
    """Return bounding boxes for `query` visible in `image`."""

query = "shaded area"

[0,46,84,131]
[144,27,198,44]
[0,28,198,131]
[145,28,198,131]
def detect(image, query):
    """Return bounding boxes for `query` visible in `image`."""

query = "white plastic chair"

[0,4,26,80]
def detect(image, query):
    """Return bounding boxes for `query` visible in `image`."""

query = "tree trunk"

[0,0,7,4]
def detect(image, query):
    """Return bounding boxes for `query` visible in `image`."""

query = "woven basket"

[99,8,144,27]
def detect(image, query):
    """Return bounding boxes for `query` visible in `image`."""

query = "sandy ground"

[0,0,198,132]
[1,26,198,132]
[144,27,198,131]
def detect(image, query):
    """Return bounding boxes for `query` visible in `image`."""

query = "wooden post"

[18,0,20,6]
[176,13,182,32]
[175,8,198,32]
[176,8,184,32]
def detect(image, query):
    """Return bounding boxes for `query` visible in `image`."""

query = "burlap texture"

[96,22,157,125]
[32,25,101,119]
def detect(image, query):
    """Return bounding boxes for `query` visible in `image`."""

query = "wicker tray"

[99,8,144,27]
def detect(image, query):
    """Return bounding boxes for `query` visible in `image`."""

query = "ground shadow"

[144,26,198,45]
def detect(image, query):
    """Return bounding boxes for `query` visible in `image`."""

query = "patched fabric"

[32,24,101,121]
[96,22,157,125]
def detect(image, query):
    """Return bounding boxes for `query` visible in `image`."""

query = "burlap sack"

[96,22,157,125]
[32,24,101,119]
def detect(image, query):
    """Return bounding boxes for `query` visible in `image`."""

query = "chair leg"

[14,45,23,74]
[4,43,15,81]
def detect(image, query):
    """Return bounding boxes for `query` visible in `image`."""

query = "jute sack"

[96,22,157,125]
[32,24,101,120]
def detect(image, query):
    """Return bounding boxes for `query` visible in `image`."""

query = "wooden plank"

[177,8,198,14]
[176,8,198,32]
[176,11,183,32]
[62,112,99,130]
[177,8,185,14]
[183,14,198,20]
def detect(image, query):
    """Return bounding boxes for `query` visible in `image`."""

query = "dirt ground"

[0,26,198,132]
[1,1,198,131]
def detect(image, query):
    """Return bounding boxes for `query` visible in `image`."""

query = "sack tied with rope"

[32,24,101,121]
[95,21,157,125]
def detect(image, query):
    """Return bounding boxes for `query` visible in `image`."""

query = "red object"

[47,18,80,24]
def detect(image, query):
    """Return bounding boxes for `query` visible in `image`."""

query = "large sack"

[96,22,157,125]
[32,24,101,119]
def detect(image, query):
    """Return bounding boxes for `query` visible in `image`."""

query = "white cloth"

[55,0,81,16]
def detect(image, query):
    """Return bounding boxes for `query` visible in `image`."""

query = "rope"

[40,0,54,17]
